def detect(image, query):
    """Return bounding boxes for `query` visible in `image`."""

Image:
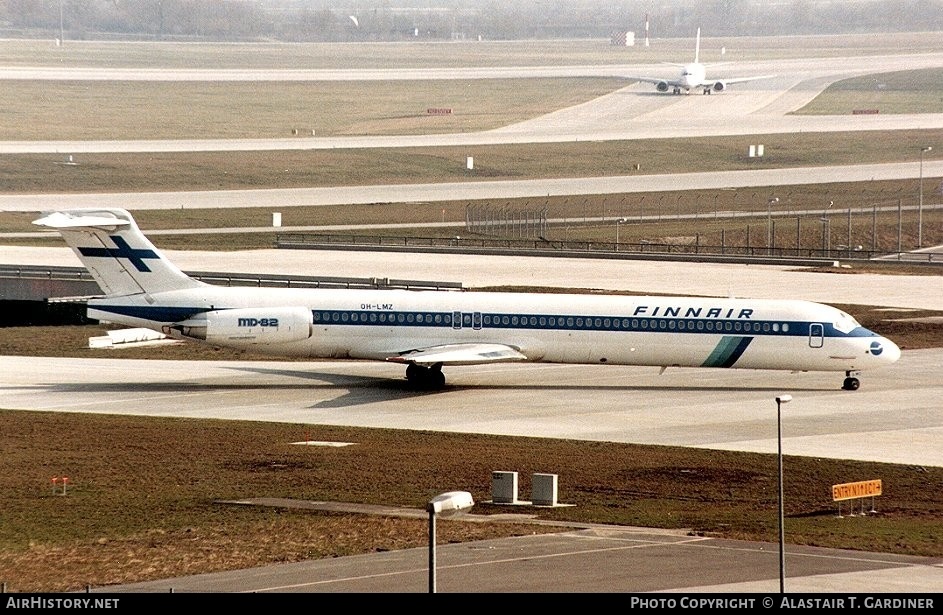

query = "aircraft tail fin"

[694,27,701,63]
[33,208,205,297]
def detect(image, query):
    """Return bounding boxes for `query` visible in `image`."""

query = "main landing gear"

[842,371,861,391]
[405,362,446,391]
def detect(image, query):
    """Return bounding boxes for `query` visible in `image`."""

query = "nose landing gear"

[842,371,860,391]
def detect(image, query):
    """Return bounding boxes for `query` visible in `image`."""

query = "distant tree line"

[2,0,941,43]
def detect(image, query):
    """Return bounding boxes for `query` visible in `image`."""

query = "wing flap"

[387,343,527,366]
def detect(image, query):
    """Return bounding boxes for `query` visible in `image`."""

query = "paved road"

[92,522,942,594]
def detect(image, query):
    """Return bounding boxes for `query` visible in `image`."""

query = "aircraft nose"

[869,336,901,365]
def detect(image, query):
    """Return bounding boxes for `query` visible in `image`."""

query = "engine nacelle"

[163,306,313,345]
[712,81,727,92]
[655,81,670,92]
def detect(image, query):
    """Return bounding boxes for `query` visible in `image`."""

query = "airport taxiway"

[3,346,941,469]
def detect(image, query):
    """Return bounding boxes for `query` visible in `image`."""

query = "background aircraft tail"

[694,27,701,63]
[33,208,205,297]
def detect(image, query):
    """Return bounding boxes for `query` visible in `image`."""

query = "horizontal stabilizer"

[387,343,527,366]
[33,211,131,231]
[88,327,179,349]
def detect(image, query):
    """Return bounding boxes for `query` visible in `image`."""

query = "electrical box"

[532,473,559,506]
[492,471,519,504]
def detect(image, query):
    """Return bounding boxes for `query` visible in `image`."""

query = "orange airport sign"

[832,479,882,501]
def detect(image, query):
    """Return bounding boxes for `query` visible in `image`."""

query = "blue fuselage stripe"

[310,309,838,338]
[89,305,874,341]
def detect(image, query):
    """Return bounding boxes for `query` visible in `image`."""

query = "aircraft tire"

[405,363,446,390]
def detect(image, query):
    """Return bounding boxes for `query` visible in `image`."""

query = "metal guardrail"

[0,265,98,281]
[189,270,462,291]
[0,265,463,300]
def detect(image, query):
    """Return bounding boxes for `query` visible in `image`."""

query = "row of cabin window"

[312,311,793,334]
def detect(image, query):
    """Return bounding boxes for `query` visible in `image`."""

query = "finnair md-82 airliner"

[628,28,775,95]
[35,209,899,391]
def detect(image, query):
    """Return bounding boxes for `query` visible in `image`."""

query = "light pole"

[775,394,792,594]
[58,0,64,45]
[919,146,932,248]
[427,491,474,593]
[615,217,628,251]
[821,200,833,256]
[767,198,779,255]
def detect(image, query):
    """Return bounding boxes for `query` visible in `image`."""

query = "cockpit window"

[833,311,860,334]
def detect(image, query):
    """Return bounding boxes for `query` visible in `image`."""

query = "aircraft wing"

[708,74,776,86]
[387,343,528,366]
[626,76,684,87]
[625,73,776,92]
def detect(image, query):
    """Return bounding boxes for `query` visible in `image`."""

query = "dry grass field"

[0,131,940,196]
[0,77,627,140]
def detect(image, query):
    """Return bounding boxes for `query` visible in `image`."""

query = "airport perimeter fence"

[274,233,941,266]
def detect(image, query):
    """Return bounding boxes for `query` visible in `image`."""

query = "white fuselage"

[88,284,900,375]
[679,62,707,90]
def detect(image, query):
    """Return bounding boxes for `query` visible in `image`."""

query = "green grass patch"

[793,68,943,115]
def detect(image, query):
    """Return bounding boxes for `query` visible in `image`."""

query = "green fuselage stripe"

[702,336,754,368]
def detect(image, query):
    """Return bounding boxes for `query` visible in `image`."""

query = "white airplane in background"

[629,28,775,95]
[35,208,899,391]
